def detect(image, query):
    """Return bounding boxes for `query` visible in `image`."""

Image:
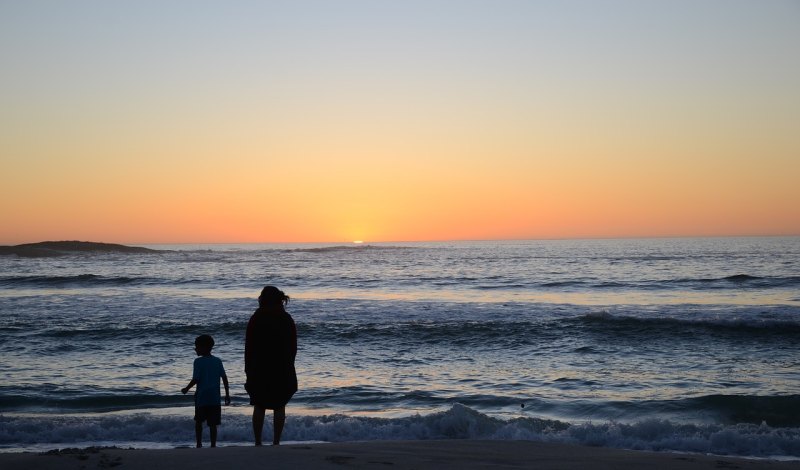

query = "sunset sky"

[2,0,798,244]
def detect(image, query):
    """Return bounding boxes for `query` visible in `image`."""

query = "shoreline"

[1,441,798,470]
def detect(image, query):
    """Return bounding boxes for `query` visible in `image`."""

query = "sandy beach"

[1,440,797,470]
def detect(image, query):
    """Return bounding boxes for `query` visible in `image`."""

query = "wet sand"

[1,440,797,470]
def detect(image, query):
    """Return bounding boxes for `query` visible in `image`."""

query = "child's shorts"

[194,405,221,426]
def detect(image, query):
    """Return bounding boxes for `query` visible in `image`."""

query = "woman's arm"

[244,315,254,375]
[289,317,297,360]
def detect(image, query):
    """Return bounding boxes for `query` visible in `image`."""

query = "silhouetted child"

[181,334,231,448]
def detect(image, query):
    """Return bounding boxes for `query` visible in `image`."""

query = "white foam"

[2,405,799,458]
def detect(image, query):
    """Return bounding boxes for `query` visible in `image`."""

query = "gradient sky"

[2,0,798,244]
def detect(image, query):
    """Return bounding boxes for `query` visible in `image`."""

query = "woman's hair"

[258,285,290,308]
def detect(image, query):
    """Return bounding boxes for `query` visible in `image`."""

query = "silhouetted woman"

[245,285,297,445]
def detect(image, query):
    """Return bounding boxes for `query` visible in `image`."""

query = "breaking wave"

[2,405,799,457]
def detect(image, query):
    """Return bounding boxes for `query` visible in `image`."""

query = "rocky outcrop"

[0,241,161,257]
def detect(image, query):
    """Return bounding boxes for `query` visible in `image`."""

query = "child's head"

[194,334,215,355]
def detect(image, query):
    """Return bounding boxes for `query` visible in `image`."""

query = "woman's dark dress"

[244,307,297,409]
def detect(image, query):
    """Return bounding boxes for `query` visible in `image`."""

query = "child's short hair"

[195,334,215,350]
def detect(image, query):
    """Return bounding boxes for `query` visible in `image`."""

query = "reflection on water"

[289,287,800,306]
[5,285,796,306]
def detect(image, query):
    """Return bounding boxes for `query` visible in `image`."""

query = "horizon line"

[4,233,799,247]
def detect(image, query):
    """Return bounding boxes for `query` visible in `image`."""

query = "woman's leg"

[209,424,217,447]
[195,420,203,448]
[252,406,266,446]
[273,407,286,445]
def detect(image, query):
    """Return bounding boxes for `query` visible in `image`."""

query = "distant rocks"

[0,241,161,258]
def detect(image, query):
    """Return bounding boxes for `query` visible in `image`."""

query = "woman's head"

[258,285,290,309]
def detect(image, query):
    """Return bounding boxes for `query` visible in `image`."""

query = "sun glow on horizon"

[1,1,798,244]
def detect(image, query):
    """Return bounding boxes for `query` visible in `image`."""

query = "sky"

[1,0,799,244]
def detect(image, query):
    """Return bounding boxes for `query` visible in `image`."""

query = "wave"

[0,274,166,288]
[541,275,800,291]
[0,274,222,288]
[687,395,800,428]
[310,309,800,344]
[578,310,800,333]
[295,320,561,349]
[11,320,536,348]
[3,269,797,293]
[670,274,800,289]
[300,391,800,428]
[465,274,800,292]
[1,405,799,457]
[20,321,248,341]
[4,379,798,429]
[518,395,800,428]
[14,305,800,343]
[0,392,187,413]
[722,274,762,282]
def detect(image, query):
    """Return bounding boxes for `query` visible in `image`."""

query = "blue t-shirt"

[192,355,227,407]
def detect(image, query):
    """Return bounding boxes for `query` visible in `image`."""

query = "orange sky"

[2,1,799,244]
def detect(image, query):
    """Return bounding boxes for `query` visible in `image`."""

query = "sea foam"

[2,405,799,457]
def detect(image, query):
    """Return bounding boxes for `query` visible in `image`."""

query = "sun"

[353,240,364,244]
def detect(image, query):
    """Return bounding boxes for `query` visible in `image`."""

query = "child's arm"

[181,379,197,395]
[222,374,231,406]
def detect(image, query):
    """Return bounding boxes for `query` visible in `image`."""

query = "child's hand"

[181,387,189,395]
[224,395,231,406]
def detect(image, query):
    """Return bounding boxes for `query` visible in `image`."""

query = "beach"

[2,440,798,470]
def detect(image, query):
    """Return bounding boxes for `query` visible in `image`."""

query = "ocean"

[1,237,799,457]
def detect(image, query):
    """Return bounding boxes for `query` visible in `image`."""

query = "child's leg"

[252,405,266,446]
[209,424,217,447]
[273,407,286,446]
[195,420,203,448]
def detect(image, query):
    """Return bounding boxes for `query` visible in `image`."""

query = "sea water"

[1,237,799,457]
